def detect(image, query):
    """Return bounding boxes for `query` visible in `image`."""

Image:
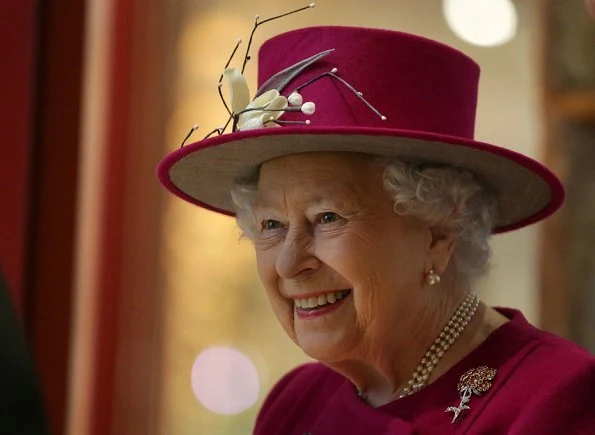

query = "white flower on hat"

[287,92,303,106]
[300,102,316,115]
[224,67,290,131]
[223,67,251,114]
[241,90,289,130]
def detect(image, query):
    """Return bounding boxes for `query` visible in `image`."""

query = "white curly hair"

[231,156,498,285]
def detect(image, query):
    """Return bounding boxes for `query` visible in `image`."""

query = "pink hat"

[157,25,564,233]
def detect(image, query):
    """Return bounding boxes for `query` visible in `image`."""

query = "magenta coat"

[254,309,595,434]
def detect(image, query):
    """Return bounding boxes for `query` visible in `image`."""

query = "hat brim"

[157,126,564,233]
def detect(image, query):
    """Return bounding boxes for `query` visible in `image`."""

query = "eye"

[318,212,340,225]
[261,219,284,232]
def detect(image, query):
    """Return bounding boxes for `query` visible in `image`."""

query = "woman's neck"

[324,288,508,407]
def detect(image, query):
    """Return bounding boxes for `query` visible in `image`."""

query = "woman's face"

[253,152,435,363]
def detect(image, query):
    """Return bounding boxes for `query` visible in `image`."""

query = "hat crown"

[258,26,480,139]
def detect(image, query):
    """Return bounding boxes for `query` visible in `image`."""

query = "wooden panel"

[547,90,595,121]
[557,120,595,352]
[539,0,595,350]
[546,0,595,92]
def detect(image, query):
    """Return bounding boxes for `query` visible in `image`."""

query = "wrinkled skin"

[251,152,468,403]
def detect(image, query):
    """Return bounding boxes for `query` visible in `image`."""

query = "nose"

[275,226,320,279]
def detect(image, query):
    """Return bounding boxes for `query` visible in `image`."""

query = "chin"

[296,331,354,363]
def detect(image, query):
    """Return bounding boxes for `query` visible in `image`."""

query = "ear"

[426,226,456,274]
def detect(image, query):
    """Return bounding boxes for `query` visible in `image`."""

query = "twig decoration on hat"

[180,3,386,147]
[293,68,387,121]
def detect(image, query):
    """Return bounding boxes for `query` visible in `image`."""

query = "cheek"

[333,225,423,281]
[327,224,426,313]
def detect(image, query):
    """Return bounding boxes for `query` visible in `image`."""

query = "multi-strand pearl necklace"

[397,292,479,398]
[357,292,480,402]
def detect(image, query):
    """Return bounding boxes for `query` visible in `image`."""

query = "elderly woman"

[159,17,595,435]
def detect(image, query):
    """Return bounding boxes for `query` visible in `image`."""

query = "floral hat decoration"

[157,4,564,233]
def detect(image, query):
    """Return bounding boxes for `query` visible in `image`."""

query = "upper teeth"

[295,291,349,309]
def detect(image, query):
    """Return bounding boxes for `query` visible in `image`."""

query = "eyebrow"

[254,181,362,210]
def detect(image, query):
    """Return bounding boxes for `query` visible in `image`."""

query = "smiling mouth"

[294,290,352,311]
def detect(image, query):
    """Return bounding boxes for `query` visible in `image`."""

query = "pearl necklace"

[357,292,480,402]
[397,292,479,398]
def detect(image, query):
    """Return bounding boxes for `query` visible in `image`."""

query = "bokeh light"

[443,0,518,47]
[191,347,260,415]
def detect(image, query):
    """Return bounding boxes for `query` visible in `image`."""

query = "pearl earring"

[426,268,441,286]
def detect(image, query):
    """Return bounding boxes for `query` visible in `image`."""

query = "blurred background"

[1,0,594,434]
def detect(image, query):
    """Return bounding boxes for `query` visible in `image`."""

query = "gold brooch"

[445,366,497,423]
